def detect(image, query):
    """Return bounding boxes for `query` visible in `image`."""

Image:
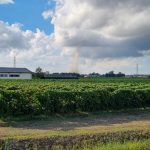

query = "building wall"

[0,73,32,79]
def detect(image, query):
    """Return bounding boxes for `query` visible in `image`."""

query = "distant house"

[0,67,32,79]
[125,74,150,78]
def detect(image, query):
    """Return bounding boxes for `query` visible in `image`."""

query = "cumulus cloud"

[0,21,65,71]
[42,10,53,20]
[1,0,150,73]
[0,22,29,51]
[52,0,150,59]
[0,21,54,53]
[0,0,14,4]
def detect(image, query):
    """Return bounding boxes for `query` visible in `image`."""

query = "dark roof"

[0,67,32,73]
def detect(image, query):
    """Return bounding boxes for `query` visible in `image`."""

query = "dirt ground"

[0,110,150,139]
[11,111,150,130]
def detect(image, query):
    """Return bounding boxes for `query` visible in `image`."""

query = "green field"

[0,78,150,149]
[0,78,150,116]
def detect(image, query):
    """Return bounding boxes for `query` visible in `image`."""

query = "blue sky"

[0,0,55,34]
[0,0,150,74]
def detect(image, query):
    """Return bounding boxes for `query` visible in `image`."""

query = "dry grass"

[0,110,150,140]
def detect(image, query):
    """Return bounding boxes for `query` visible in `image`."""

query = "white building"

[0,67,32,79]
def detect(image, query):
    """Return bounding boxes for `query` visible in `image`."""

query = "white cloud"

[42,10,53,20]
[0,0,14,4]
[52,0,150,59]
[1,0,150,74]
[0,21,69,72]
[0,21,53,54]
[0,20,150,74]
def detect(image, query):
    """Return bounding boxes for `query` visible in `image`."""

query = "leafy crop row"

[0,78,150,116]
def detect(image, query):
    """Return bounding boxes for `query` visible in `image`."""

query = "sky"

[0,0,150,74]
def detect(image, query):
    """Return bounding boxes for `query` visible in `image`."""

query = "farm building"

[0,67,32,79]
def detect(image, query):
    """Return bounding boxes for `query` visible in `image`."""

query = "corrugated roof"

[0,67,32,73]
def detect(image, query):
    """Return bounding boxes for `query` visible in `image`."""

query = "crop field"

[0,78,150,149]
[0,78,150,116]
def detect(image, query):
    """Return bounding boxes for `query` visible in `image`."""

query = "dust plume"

[70,51,80,73]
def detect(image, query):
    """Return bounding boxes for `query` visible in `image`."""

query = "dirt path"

[0,111,150,139]
[11,111,150,130]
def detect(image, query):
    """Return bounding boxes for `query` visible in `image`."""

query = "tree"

[105,71,125,77]
[116,72,125,77]
[105,71,115,77]
[35,67,42,74]
[35,67,44,78]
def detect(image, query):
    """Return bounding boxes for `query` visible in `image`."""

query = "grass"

[14,139,150,150]
[80,140,150,150]
[0,110,150,140]
[0,110,150,149]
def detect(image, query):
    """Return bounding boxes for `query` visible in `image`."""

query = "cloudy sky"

[0,0,150,74]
